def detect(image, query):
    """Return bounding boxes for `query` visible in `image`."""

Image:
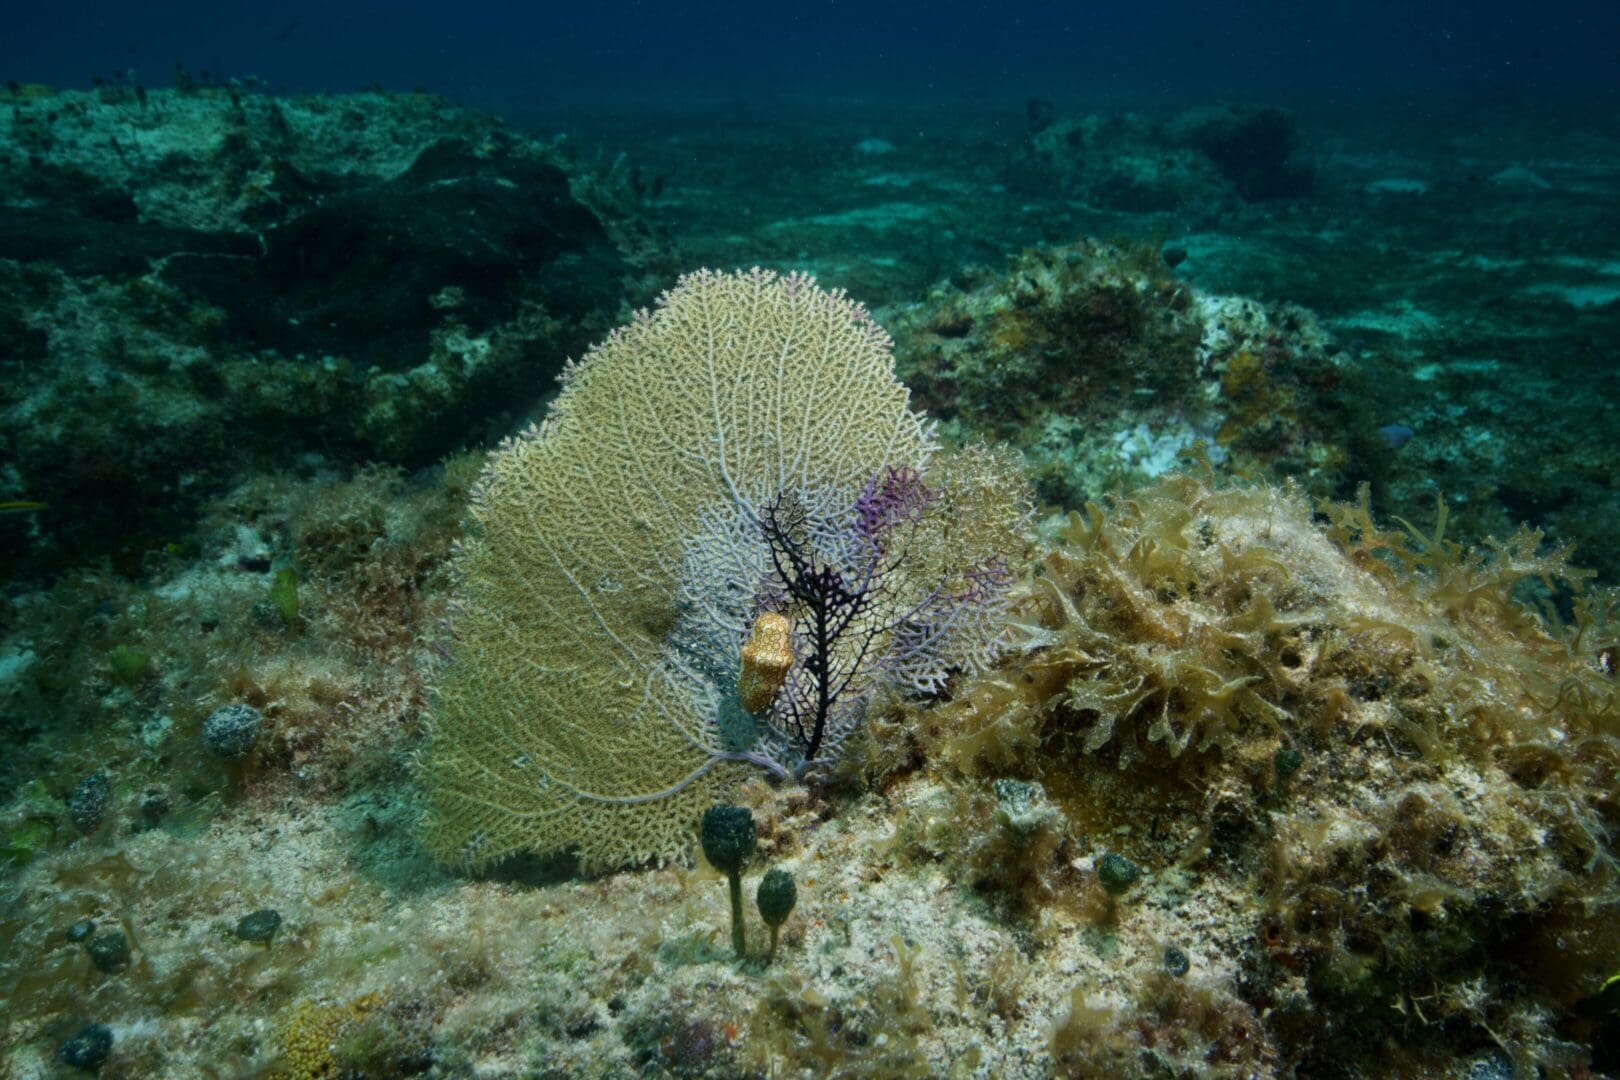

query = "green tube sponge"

[269,567,299,626]
[756,867,797,963]
[701,804,756,957]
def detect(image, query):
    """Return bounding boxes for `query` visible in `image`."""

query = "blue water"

[8,1,1619,107]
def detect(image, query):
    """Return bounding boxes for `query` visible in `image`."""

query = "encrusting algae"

[888,466,1618,1073]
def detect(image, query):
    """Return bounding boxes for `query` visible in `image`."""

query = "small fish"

[0,500,45,512]
[1377,424,1414,450]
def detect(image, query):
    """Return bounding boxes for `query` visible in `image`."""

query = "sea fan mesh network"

[420,268,1028,872]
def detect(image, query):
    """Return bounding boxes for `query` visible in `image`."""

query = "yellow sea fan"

[420,268,936,873]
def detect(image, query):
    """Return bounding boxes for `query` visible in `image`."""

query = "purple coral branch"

[853,465,934,550]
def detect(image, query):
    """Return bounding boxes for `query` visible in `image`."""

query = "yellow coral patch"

[274,993,384,1080]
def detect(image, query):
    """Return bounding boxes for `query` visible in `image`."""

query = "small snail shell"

[738,612,794,713]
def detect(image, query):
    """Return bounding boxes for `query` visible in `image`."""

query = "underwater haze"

[3,2,1620,1078]
[8,1,1620,104]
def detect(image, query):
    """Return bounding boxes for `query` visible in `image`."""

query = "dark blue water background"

[7,1,1618,108]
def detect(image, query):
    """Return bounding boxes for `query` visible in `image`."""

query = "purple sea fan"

[702,464,1021,778]
[854,465,934,549]
[884,554,1016,697]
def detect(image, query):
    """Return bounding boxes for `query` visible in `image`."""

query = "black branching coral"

[752,468,1012,772]
[760,490,884,765]
[420,269,1030,873]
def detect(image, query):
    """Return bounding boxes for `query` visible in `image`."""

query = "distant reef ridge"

[0,86,670,575]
